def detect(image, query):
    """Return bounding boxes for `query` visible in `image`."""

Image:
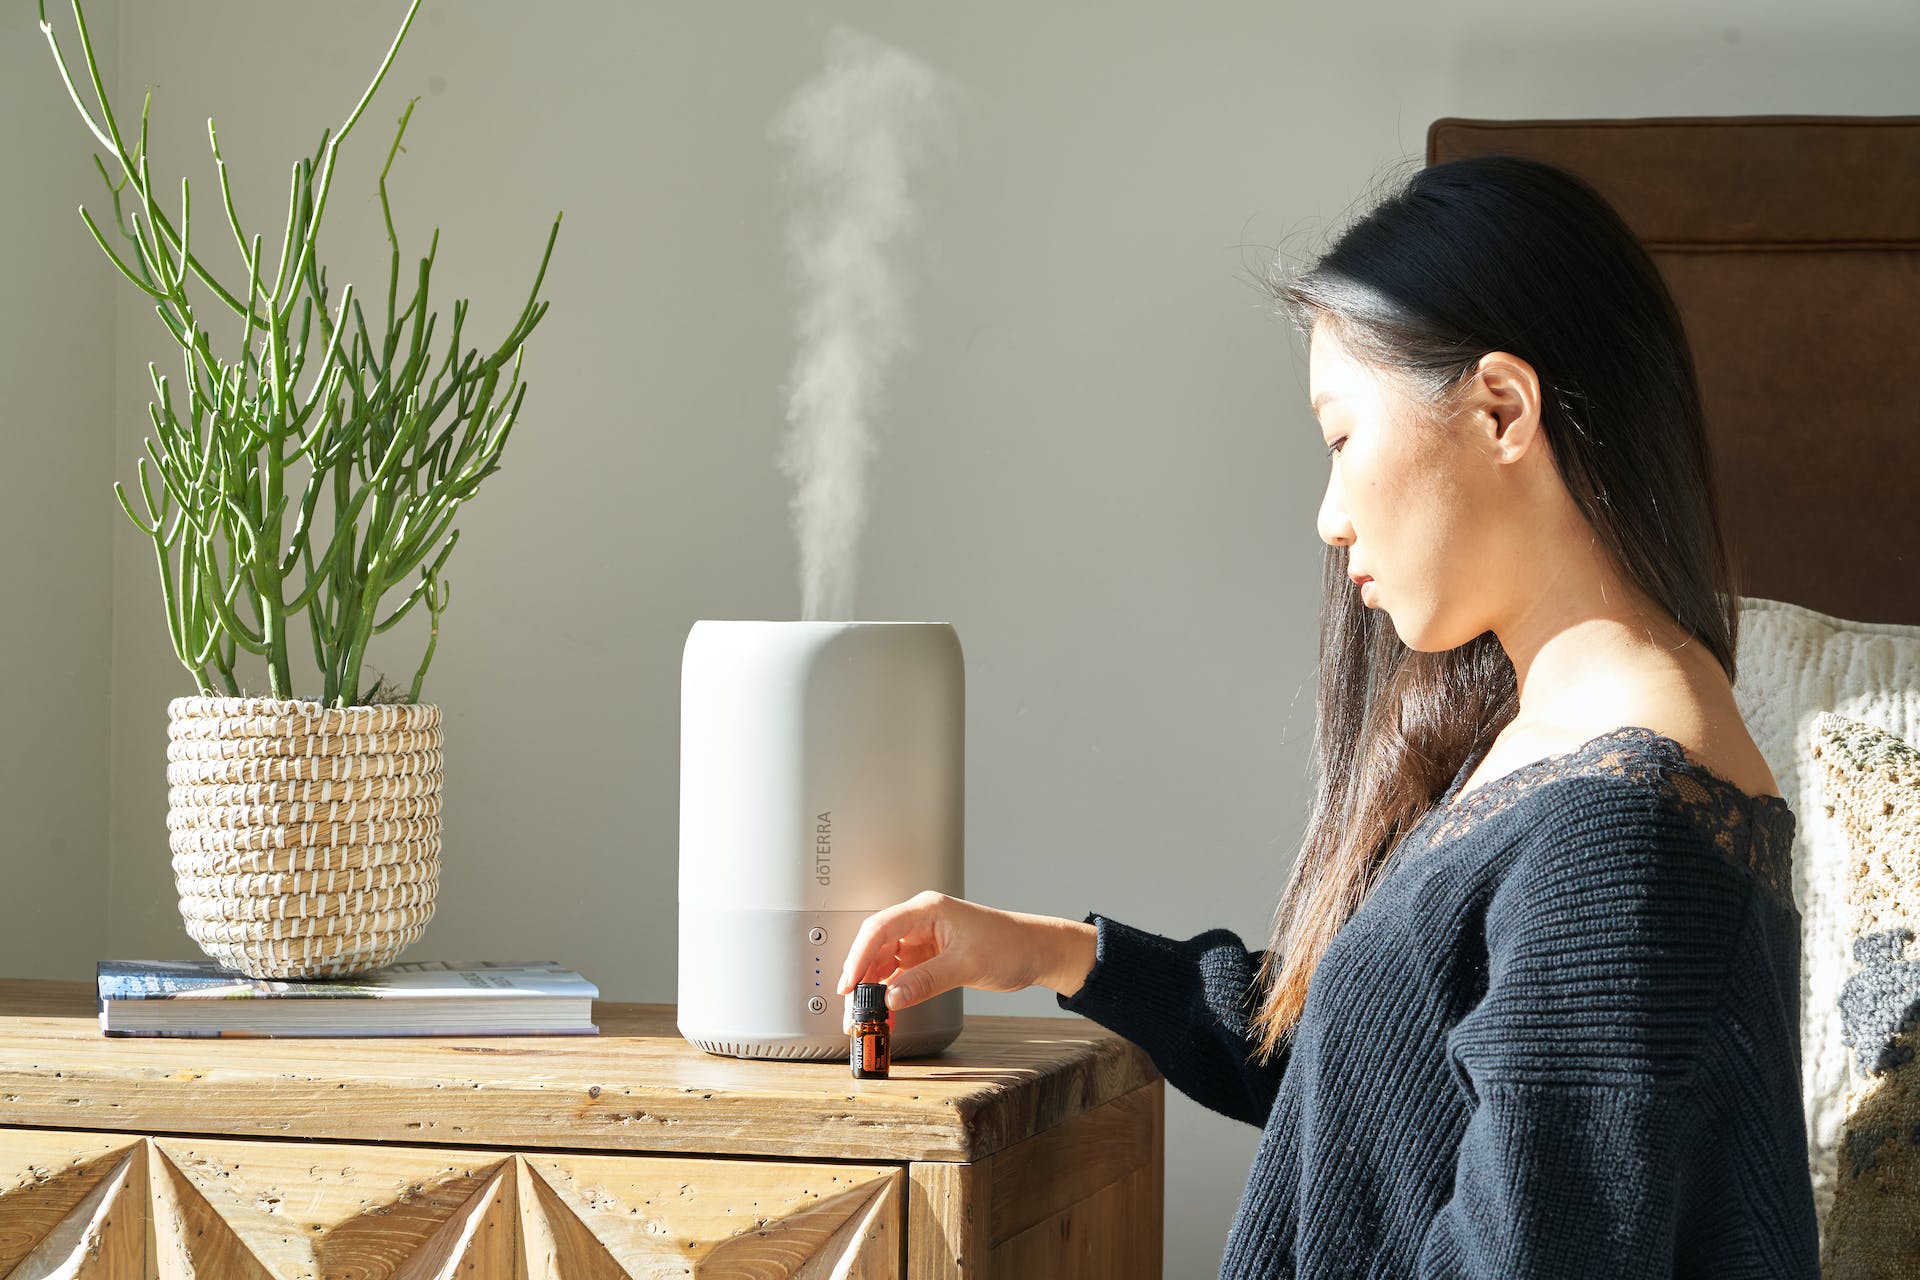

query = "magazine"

[97,959,599,1038]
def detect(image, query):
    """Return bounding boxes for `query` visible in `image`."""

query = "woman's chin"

[1387,610,1474,654]
[1397,610,1497,652]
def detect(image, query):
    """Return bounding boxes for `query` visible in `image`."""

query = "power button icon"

[807,996,827,1014]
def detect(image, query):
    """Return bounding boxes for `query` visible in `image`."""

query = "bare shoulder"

[1475,699,1781,803]
[1653,706,1782,801]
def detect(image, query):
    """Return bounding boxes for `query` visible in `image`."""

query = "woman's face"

[1308,324,1515,652]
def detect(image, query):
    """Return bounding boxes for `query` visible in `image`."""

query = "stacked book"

[97,959,599,1038]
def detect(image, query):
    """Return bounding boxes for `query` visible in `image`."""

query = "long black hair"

[1246,153,1739,1062]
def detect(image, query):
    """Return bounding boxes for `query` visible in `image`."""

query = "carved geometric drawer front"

[0,1127,902,1279]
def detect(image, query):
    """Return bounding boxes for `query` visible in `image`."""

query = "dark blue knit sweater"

[1057,726,1820,1278]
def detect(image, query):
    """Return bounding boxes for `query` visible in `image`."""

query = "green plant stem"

[257,301,292,696]
[408,575,448,703]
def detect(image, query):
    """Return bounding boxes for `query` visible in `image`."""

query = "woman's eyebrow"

[1311,391,1340,413]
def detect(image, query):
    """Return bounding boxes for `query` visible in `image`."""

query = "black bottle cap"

[852,982,890,1021]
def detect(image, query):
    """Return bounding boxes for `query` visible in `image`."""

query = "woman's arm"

[1052,912,1288,1127]
[1032,916,1098,999]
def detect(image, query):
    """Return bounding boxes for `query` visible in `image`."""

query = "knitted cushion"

[1810,714,1920,1276]
[1732,596,1920,1233]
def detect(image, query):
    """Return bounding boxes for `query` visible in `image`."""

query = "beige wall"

[0,0,117,979]
[8,1,1919,1272]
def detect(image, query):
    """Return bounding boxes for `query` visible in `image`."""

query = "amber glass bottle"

[850,982,891,1078]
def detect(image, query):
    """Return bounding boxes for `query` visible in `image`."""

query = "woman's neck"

[1492,555,1706,730]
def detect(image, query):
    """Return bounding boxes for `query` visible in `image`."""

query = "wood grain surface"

[0,981,1158,1164]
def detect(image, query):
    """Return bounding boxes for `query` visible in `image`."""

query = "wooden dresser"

[0,979,1163,1278]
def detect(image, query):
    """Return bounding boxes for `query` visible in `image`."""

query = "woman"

[837,154,1819,1277]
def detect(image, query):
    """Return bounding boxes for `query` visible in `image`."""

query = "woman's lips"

[1352,576,1377,606]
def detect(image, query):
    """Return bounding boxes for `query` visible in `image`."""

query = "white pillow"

[1732,595,1920,1237]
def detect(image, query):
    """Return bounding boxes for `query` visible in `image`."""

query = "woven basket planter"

[166,696,443,979]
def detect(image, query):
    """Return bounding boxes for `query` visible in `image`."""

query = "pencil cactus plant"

[39,0,561,706]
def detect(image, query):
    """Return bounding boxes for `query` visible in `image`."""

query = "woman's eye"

[1325,437,1347,457]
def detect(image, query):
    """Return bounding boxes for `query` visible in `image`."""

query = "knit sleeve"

[1054,912,1285,1127]
[1413,786,1790,1278]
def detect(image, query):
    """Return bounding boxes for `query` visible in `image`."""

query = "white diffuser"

[678,621,965,1059]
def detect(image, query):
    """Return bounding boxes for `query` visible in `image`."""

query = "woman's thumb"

[885,955,958,1010]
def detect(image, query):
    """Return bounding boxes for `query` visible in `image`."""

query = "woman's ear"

[1465,351,1545,464]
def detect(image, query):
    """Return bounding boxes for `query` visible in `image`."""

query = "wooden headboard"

[1428,117,1920,627]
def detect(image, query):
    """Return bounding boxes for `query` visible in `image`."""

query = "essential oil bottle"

[851,982,891,1078]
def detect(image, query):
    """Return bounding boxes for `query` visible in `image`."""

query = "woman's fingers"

[836,891,946,994]
[885,952,960,1010]
[888,937,939,977]
[838,933,969,1031]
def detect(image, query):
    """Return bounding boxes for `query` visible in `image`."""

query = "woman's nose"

[1317,475,1353,548]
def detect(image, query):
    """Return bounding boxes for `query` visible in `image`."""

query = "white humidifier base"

[677,905,962,1059]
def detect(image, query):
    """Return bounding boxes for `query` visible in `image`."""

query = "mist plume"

[771,27,954,621]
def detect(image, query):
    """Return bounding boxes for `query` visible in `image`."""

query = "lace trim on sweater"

[1415,725,1795,905]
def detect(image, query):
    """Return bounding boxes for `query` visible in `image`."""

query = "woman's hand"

[835,891,1097,1033]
